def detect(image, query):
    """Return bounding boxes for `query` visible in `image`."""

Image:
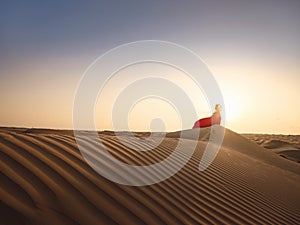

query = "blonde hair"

[215,104,221,111]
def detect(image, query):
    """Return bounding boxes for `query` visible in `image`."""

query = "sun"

[223,98,241,122]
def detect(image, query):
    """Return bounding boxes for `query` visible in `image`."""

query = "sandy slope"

[1,126,300,225]
[243,134,300,164]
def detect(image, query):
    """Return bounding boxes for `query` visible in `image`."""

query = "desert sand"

[1,126,300,225]
[243,133,300,163]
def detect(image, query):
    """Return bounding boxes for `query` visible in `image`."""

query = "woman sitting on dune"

[193,104,221,128]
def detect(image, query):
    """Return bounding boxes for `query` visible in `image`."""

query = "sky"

[0,0,300,134]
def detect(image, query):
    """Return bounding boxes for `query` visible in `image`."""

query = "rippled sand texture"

[1,127,300,225]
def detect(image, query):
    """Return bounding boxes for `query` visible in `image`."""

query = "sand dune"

[1,126,300,225]
[244,133,300,163]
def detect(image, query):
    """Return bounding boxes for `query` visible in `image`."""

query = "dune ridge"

[1,127,300,225]
[244,133,300,163]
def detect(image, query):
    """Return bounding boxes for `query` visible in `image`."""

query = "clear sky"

[0,0,299,134]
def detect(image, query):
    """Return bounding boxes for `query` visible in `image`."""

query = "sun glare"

[223,98,241,122]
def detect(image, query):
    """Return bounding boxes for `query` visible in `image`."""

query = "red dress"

[192,112,221,128]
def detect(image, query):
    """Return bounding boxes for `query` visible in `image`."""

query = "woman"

[193,104,221,128]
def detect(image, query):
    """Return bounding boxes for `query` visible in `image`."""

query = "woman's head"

[215,104,221,112]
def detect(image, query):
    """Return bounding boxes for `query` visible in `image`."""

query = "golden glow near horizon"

[1,56,300,134]
[127,98,181,132]
[94,62,211,132]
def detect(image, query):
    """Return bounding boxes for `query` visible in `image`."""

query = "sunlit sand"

[1,126,299,224]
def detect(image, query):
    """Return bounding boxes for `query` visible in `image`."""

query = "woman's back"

[192,104,221,128]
